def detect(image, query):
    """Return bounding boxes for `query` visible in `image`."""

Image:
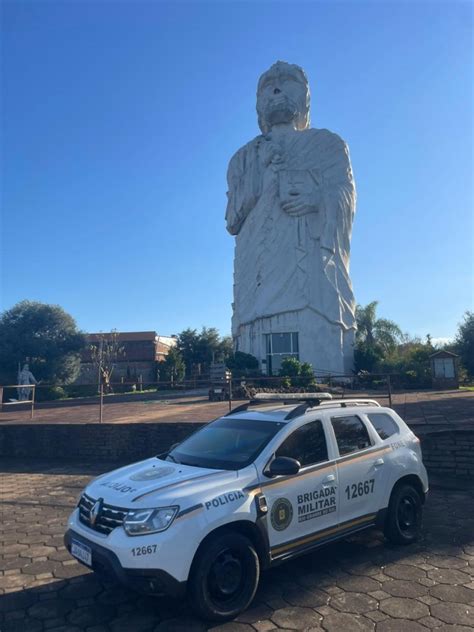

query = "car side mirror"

[267,456,301,478]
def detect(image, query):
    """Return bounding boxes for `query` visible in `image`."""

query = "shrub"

[64,384,99,398]
[35,386,67,401]
[279,358,316,388]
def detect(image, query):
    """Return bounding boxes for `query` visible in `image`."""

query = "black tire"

[188,531,260,621]
[384,483,422,544]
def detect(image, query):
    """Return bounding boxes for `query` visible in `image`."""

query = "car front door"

[260,419,338,559]
[331,414,386,529]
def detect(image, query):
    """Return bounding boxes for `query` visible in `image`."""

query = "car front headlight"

[123,506,179,536]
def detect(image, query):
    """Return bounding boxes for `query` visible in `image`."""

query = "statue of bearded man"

[225,61,357,375]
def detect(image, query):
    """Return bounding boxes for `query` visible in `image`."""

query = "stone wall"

[0,423,204,461]
[1,424,473,480]
[420,429,474,478]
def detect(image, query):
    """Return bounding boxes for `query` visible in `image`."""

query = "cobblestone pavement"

[1,389,473,429]
[1,461,473,632]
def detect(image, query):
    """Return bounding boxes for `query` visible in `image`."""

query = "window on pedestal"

[265,332,299,375]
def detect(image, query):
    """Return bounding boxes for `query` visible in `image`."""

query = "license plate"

[214,388,222,393]
[71,539,92,566]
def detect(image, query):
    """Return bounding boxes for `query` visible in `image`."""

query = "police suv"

[65,394,428,621]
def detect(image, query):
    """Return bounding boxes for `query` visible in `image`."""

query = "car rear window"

[366,412,400,440]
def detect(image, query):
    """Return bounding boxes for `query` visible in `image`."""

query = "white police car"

[65,394,428,621]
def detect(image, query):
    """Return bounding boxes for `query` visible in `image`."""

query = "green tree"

[378,337,433,388]
[0,300,86,384]
[219,336,234,363]
[354,344,384,373]
[454,311,474,377]
[160,347,186,384]
[354,301,402,372]
[195,327,222,370]
[176,327,231,376]
[226,351,260,377]
[89,330,125,392]
[176,328,199,375]
[355,301,403,351]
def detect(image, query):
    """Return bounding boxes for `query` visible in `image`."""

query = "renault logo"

[90,498,103,526]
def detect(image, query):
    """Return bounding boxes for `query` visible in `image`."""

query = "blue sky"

[2,0,472,341]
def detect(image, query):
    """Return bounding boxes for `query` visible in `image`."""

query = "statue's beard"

[263,95,298,127]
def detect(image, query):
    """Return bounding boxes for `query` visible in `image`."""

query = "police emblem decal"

[270,498,293,531]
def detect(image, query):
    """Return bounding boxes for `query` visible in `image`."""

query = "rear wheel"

[188,531,260,621]
[384,483,422,544]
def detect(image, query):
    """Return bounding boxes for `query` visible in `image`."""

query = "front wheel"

[188,531,260,621]
[384,483,422,544]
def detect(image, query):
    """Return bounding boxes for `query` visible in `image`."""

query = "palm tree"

[355,301,402,352]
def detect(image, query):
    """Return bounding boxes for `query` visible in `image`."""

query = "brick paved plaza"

[1,460,473,632]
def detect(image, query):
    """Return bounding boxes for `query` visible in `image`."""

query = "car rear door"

[330,414,386,530]
[363,410,413,507]
[259,419,338,559]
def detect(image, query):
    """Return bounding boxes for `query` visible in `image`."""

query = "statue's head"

[256,61,310,134]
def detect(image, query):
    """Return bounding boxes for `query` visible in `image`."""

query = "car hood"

[85,458,243,508]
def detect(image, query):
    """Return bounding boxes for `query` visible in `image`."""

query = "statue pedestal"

[234,308,354,376]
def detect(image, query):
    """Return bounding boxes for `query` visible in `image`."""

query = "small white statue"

[17,363,38,401]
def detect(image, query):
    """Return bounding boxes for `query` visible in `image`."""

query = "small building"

[430,350,459,390]
[76,331,176,385]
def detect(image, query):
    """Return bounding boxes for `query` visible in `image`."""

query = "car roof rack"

[226,394,381,418]
[252,392,333,402]
[226,393,333,417]
[319,399,381,408]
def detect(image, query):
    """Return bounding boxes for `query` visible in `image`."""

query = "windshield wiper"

[166,453,180,464]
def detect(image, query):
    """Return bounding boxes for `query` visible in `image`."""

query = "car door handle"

[374,458,384,467]
[322,474,336,485]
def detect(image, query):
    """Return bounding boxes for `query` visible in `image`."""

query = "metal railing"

[0,372,398,424]
[0,384,36,419]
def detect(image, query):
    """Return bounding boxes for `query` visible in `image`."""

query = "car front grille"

[78,493,128,535]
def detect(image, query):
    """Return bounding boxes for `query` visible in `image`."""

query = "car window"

[331,415,372,456]
[275,420,328,467]
[366,412,400,440]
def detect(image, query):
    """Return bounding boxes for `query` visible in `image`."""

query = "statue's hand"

[260,140,284,167]
[281,192,319,217]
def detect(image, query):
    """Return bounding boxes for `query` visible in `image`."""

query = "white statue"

[17,363,38,401]
[226,61,357,375]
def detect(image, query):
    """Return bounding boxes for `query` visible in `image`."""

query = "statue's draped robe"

[226,128,356,339]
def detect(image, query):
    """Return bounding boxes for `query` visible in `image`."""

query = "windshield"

[167,417,284,470]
